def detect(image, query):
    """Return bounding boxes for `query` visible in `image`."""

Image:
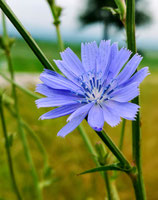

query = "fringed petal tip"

[145,66,150,76]
[35,99,40,109]
[110,119,121,127]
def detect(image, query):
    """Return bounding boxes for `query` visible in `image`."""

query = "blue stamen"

[90,80,93,89]
[97,79,99,89]
[107,89,114,95]
[92,77,95,87]
[98,84,102,92]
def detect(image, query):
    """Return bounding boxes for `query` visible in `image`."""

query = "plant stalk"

[126,0,146,199]
[0,97,22,200]
[50,6,64,51]
[119,119,126,150]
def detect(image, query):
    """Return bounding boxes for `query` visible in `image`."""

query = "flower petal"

[54,60,80,85]
[81,41,98,72]
[107,47,132,81]
[88,105,104,131]
[117,54,143,84]
[101,104,121,127]
[39,103,82,120]
[36,84,84,98]
[67,102,94,122]
[101,42,118,81]
[40,70,82,93]
[105,100,140,120]
[35,96,79,108]
[57,113,87,137]
[110,83,139,102]
[60,47,84,76]
[96,40,111,74]
[121,67,150,87]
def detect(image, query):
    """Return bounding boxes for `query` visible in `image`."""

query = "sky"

[0,0,158,49]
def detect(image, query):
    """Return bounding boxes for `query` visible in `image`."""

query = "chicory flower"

[36,40,149,137]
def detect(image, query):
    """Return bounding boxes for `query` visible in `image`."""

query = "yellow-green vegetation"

[0,40,158,200]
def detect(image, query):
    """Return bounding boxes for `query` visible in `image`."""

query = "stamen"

[92,77,95,87]
[90,79,93,89]
[107,89,114,95]
[96,79,99,89]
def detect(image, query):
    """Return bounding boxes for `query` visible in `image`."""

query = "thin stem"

[103,172,113,200]
[0,97,22,200]
[55,24,64,51]
[114,0,126,25]
[119,119,126,150]
[22,122,49,171]
[126,0,146,199]
[97,130,131,168]
[48,2,64,51]
[111,119,126,180]
[0,0,53,70]
[78,124,99,165]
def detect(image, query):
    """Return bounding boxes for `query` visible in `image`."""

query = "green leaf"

[78,163,132,176]
[102,7,120,15]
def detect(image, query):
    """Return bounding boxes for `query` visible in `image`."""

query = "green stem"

[97,130,131,168]
[22,121,49,171]
[0,97,22,200]
[119,119,126,150]
[114,0,126,25]
[0,0,53,70]
[103,172,113,200]
[78,124,99,165]
[126,0,146,199]
[55,24,64,51]
[111,119,126,180]
[48,2,64,51]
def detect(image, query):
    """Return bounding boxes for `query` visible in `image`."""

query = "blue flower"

[36,40,149,137]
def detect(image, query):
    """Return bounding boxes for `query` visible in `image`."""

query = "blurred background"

[0,0,158,199]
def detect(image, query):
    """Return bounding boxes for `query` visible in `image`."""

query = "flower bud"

[95,142,108,165]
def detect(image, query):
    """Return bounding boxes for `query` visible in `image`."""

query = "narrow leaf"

[102,7,120,15]
[78,163,131,176]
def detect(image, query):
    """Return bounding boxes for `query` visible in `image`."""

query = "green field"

[0,39,158,200]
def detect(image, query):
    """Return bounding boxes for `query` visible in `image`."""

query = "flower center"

[78,72,117,104]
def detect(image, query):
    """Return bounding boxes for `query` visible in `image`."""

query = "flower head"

[36,40,149,137]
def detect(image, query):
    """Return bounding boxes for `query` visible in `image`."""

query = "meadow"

[0,39,158,200]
